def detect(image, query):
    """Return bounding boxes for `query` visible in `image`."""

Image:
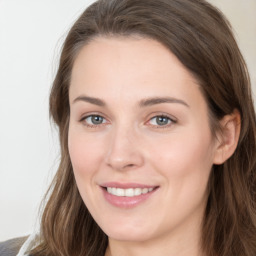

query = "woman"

[12,0,256,255]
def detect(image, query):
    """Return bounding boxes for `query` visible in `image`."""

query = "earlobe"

[213,109,241,165]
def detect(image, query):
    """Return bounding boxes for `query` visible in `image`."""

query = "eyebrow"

[72,95,106,106]
[72,95,189,108]
[139,97,190,108]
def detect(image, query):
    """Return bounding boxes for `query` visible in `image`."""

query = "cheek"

[68,128,104,180]
[149,127,215,184]
[152,131,214,214]
[68,128,107,211]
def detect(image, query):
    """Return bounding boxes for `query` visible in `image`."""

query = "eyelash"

[79,114,176,129]
[79,114,108,128]
[147,115,176,128]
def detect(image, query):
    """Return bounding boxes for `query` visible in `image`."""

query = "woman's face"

[68,37,219,243]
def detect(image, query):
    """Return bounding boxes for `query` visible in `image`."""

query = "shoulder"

[0,236,29,256]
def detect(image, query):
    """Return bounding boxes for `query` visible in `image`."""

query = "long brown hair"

[30,0,256,255]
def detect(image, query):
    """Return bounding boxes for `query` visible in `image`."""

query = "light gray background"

[0,0,255,241]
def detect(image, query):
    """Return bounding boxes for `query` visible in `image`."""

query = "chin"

[101,222,157,242]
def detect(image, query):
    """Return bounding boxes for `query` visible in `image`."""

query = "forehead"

[69,36,203,107]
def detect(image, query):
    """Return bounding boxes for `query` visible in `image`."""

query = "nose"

[105,125,144,171]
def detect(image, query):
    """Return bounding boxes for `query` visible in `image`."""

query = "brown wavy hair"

[30,0,256,255]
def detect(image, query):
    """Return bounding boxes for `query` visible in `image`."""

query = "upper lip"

[100,182,158,189]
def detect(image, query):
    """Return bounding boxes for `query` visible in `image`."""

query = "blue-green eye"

[83,115,106,125]
[149,116,173,126]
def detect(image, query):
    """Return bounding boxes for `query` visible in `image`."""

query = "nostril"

[126,164,135,168]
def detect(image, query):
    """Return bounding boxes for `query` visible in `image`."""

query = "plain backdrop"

[0,0,255,241]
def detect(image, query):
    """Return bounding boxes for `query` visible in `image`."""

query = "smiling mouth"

[106,187,155,197]
[101,185,159,208]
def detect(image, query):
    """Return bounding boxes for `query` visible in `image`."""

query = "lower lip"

[101,187,158,208]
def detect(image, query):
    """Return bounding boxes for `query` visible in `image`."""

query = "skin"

[68,37,239,256]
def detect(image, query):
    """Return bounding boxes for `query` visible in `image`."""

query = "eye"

[148,115,175,127]
[81,115,107,126]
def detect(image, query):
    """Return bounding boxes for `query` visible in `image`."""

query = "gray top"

[0,237,28,256]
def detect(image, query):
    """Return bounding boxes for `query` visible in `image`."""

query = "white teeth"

[125,188,134,197]
[134,188,142,196]
[142,188,148,194]
[106,187,154,197]
[116,188,125,196]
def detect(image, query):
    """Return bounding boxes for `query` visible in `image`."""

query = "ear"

[213,109,241,165]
